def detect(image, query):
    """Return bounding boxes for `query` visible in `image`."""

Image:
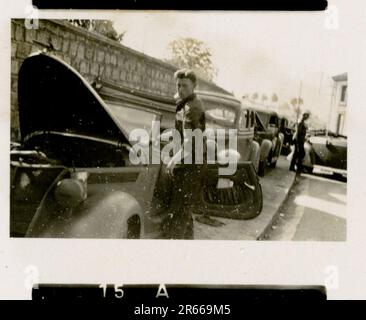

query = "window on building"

[340,85,347,104]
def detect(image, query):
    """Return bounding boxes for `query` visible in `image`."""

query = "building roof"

[332,73,347,82]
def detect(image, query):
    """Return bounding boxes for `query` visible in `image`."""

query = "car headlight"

[54,176,87,209]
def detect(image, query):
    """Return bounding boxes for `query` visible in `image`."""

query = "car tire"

[258,160,266,177]
[302,166,313,174]
[267,151,275,168]
[270,158,277,168]
[119,214,141,239]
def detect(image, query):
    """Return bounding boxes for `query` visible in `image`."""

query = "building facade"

[329,73,347,136]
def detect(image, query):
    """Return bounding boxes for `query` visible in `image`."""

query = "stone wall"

[11,19,232,141]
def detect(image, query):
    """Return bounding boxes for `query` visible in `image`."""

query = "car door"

[174,162,262,220]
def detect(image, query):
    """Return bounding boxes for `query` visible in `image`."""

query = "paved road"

[264,173,347,241]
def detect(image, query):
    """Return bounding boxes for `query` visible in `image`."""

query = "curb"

[256,172,298,240]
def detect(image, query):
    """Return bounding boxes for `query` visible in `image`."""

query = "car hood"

[18,52,129,143]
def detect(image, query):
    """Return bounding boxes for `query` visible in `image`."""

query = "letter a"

[156,284,169,298]
[134,306,141,315]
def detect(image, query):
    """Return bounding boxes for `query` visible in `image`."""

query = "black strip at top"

[32,0,328,11]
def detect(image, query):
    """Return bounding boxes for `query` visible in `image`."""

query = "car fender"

[278,132,284,149]
[27,190,144,238]
[274,133,284,158]
[249,140,260,172]
[259,139,272,161]
[303,141,314,168]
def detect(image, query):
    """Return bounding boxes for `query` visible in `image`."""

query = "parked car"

[96,80,263,219]
[198,91,261,172]
[247,109,284,176]
[278,115,294,156]
[302,130,347,179]
[10,52,263,238]
[95,79,261,174]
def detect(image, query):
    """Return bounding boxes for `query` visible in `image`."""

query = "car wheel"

[127,215,141,239]
[119,215,141,239]
[258,160,266,177]
[267,152,274,168]
[302,166,313,174]
[270,158,277,168]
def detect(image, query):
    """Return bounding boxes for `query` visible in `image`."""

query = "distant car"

[10,52,263,238]
[278,116,294,156]
[198,91,261,173]
[302,130,347,179]
[247,109,284,176]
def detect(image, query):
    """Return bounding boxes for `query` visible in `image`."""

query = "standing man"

[173,69,206,145]
[290,111,311,174]
[162,69,221,239]
[162,69,205,239]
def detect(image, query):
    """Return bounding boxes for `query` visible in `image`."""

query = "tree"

[290,97,304,108]
[290,97,304,120]
[272,93,278,103]
[166,37,217,81]
[251,92,258,102]
[68,19,126,42]
[261,94,268,106]
[279,102,295,121]
[279,102,291,114]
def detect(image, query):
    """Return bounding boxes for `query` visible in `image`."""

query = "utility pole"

[326,80,336,138]
[296,80,303,130]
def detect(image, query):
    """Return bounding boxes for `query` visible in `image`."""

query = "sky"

[112,9,349,122]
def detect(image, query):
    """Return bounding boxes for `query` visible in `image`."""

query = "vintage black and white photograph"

[3,0,366,301]
[9,12,348,241]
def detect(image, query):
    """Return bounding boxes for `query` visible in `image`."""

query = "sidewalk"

[193,156,296,240]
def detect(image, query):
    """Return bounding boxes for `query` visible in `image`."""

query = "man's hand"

[166,158,176,177]
[165,147,187,177]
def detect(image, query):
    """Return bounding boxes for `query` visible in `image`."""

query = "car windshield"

[204,103,237,128]
[256,111,269,126]
[107,102,158,142]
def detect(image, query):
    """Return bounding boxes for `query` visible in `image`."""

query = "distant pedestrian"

[290,111,311,174]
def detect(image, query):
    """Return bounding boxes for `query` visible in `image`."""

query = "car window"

[256,111,269,127]
[238,110,250,130]
[205,104,236,125]
[269,115,278,127]
[250,111,255,128]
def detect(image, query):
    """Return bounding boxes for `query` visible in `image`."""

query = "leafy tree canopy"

[68,19,125,42]
[166,37,217,82]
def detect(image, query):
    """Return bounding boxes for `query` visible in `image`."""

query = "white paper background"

[0,0,365,300]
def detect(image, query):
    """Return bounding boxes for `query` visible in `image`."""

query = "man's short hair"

[174,69,197,84]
